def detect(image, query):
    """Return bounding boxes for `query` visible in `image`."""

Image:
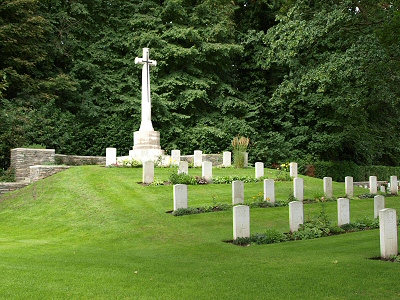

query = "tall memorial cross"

[135,47,157,132]
[130,47,164,162]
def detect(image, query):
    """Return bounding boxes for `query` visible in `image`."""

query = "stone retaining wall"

[30,165,70,183]
[0,182,29,196]
[54,154,106,166]
[11,148,55,182]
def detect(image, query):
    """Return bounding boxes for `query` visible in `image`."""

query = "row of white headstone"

[105,148,248,168]
[233,201,398,259]
[174,181,398,259]
[174,182,390,230]
[230,176,397,207]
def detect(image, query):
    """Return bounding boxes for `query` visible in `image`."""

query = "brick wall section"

[30,165,70,183]
[0,182,29,196]
[11,148,55,182]
[181,154,223,166]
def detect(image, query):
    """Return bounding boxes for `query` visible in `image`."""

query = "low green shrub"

[0,168,15,182]
[169,172,198,185]
[212,175,266,184]
[250,229,287,245]
[172,203,232,216]
[107,158,142,168]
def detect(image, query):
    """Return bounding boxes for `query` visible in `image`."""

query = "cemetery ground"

[0,166,400,299]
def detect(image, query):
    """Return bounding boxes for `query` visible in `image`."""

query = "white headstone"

[233,205,250,239]
[202,161,212,183]
[390,176,398,195]
[293,177,304,201]
[263,179,275,203]
[171,150,180,166]
[323,177,333,199]
[290,162,298,178]
[337,198,350,226]
[223,151,231,167]
[142,161,154,184]
[379,208,398,259]
[374,195,385,219]
[345,176,353,198]
[243,152,248,168]
[194,150,202,167]
[232,180,245,205]
[178,161,188,175]
[106,147,117,166]
[380,185,386,193]
[173,184,188,211]
[255,162,264,179]
[289,201,303,232]
[369,176,378,194]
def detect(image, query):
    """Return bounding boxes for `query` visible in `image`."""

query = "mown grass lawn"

[0,166,399,299]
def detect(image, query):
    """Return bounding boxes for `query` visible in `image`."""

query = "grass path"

[0,166,399,299]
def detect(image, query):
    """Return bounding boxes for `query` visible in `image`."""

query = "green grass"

[1,166,400,299]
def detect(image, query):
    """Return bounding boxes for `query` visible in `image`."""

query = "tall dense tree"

[257,0,400,165]
[1,0,399,170]
[0,0,79,168]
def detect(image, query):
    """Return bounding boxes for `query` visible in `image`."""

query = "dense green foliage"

[305,160,400,182]
[1,0,399,169]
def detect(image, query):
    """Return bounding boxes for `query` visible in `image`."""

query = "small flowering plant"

[275,162,292,181]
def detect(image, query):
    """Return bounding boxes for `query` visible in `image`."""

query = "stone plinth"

[130,130,164,162]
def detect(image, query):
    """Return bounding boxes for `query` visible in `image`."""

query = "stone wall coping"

[12,148,55,152]
[29,165,70,168]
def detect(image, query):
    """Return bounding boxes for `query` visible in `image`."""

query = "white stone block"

[178,161,188,175]
[374,195,385,219]
[171,150,180,166]
[289,201,303,232]
[337,198,350,226]
[173,184,188,211]
[255,162,264,179]
[323,177,333,199]
[263,179,275,203]
[233,205,250,239]
[369,176,378,194]
[106,148,117,166]
[232,180,244,205]
[390,176,398,195]
[380,185,386,193]
[379,208,398,259]
[202,161,212,183]
[142,161,154,184]
[194,150,202,167]
[293,177,304,201]
[223,151,231,167]
[290,162,298,178]
[243,152,248,168]
[345,176,353,198]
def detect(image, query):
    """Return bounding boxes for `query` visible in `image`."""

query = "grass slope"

[0,166,399,299]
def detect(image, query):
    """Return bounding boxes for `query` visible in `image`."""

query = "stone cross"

[135,48,157,132]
